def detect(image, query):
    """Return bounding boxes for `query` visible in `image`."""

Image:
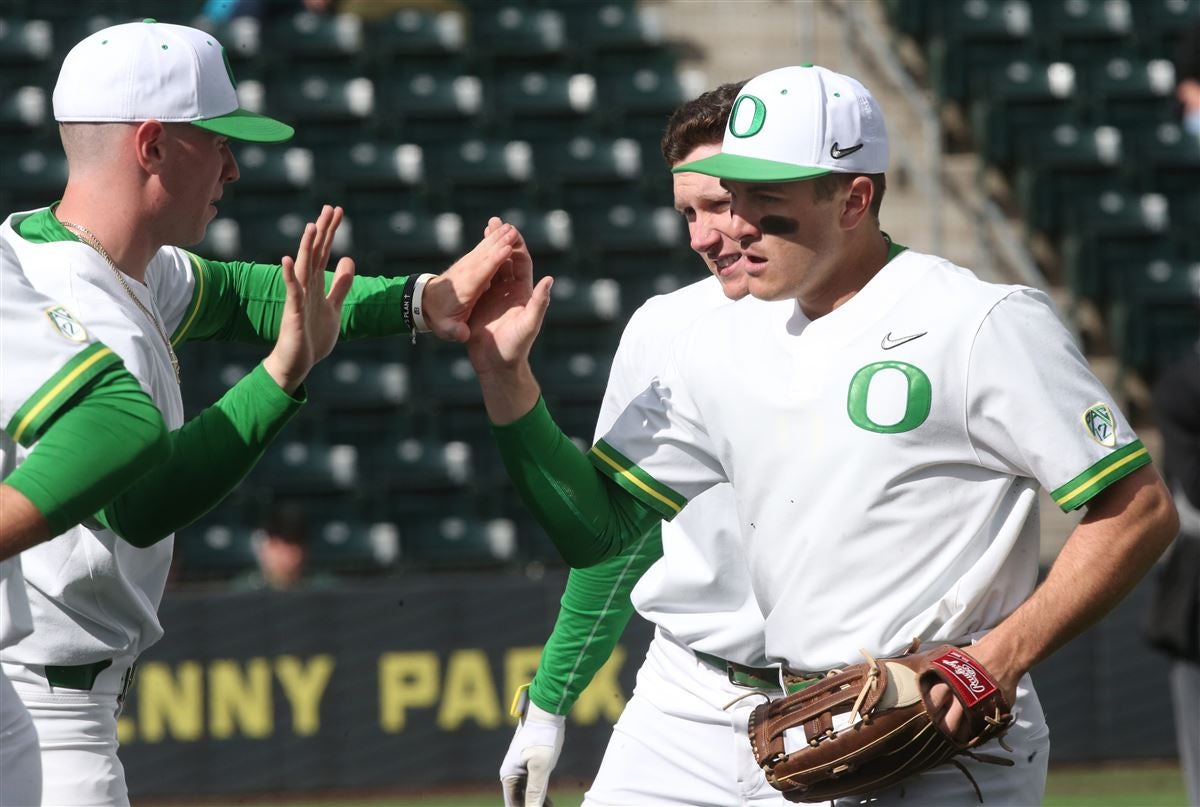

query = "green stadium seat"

[540,135,643,211]
[544,276,621,328]
[307,518,399,574]
[0,19,55,86]
[269,74,377,144]
[317,140,426,215]
[1131,122,1200,202]
[0,85,52,149]
[925,0,1036,103]
[540,348,614,405]
[367,7,467,73]
[403,515,518,569]
[223,144,315,218]
[175,522,259,579]
[491,70,596,141]
[575,203,687,277]
[422,138,537,224]
[969,59,1079,167]
[1109,260,1200,384]
[376,71,486,141]
[1033,0,1136,64]
[0,147,68,213]
[307,358,410,442]
[192,218,242,263]
[1087,57,1177,130]
[459,206,578,277]
[597,66,701,149]
[1060,190,1172,306]
[1134,0,1200,55]
[250,440,358,497]
[369,436,473,492]
[353,210,462,276]
[472,6,567,72]
[1014,123,1125,236]
[262,11,365,65]
[562,0,670,74]
[232,210,352,265]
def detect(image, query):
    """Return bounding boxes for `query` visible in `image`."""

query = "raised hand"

[419,222,520,343]
[263,204,356,394]
[465,217,553,375]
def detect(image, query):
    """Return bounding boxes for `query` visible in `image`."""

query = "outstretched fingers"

[326,256,356,310]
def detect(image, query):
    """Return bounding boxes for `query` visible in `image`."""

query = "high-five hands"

[419,221,525,343]
[465,217,554,375]
[263,204,356,394]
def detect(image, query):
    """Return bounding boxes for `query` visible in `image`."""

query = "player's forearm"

[972,465,1178,692]
[180,258,410,344]
[0,485,53,560]
[478,363,542,425]
[98,363,304,546]
[530,525,663,714]
[492,397,661,567]
[2,364,170,552]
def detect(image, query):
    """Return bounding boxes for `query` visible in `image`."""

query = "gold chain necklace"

[58,219,181,384]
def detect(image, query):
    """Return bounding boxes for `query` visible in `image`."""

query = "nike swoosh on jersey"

[880,331,928,350]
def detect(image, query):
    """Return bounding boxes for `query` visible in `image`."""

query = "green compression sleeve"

[172,255,410,345]
[492,397,660,567]
[529,524,663,715]
[97,363,305,546]
[5,363,170,537]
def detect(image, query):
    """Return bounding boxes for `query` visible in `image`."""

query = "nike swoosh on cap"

[830,142,865,159]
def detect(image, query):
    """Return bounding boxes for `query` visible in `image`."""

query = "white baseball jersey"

[595,276,768,666]
[592,249,1150,670]
[0,208,198,666]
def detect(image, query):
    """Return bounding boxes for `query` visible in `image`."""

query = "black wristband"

[400,273,418,333]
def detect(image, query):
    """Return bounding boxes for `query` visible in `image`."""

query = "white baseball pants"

[0,671,40,807]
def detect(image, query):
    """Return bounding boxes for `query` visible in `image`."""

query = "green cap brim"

[672,152,831,182]
[192,108,294,143]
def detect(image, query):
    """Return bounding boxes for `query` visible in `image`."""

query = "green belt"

[694,651,780,690]
[45,659,111,690]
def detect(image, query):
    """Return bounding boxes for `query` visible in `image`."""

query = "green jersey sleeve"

[529,524,663,715]
[491,397,661,567]
[97,363,305,545]
[170,253,411,345]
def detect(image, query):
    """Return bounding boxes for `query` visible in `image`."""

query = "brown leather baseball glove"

[748,643,1015,803]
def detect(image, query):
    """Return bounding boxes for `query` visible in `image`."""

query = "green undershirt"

[97,364,305,546]
[5,362,170,537]
[529,524,663,715]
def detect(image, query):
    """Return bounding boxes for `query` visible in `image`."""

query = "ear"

[840,175,874,231]
[133,120,168,175]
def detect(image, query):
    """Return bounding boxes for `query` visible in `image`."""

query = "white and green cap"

[674,64,887,182]
[53,19,293,143]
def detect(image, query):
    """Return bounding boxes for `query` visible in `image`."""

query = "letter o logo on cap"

[729,94,766,139]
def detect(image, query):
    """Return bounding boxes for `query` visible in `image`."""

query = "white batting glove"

[500,687,565,807]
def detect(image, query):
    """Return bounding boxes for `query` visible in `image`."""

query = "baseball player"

[2,19,520,805]
[468,65,1179,805]
[1,267,173,806]
[500,81,794,807]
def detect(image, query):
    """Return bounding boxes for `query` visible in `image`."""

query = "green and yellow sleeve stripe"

[170,251,208,346]
[1051,439,1152,511]
[5,343,122,446]
[588,439,687,521]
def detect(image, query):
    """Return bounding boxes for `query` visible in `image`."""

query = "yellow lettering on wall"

[571,646,627,725]
[379,651,439,732]
[209,658,273,739]
[138,661,204,742]
[276,655,335,736]
[437,649,501,730]
[504,646,543,725]
[117,715,136,744]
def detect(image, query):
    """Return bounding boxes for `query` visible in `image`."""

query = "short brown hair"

[661,80,747,167]
[811,172,887,219]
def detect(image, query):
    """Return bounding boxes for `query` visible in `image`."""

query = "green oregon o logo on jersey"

[846,361,932,434]
[728,94,766,138]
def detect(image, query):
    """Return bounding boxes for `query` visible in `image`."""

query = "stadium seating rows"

[0,0,701,577]
[886,0,1200,400]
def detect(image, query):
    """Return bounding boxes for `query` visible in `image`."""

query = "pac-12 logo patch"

[1083,402,1117,448]
[44,305,88,342]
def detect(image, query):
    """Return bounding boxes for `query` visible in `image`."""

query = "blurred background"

[0,0,1197,803]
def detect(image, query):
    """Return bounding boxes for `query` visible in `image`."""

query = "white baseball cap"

[53,18,293,143]
[675,64,888,181]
